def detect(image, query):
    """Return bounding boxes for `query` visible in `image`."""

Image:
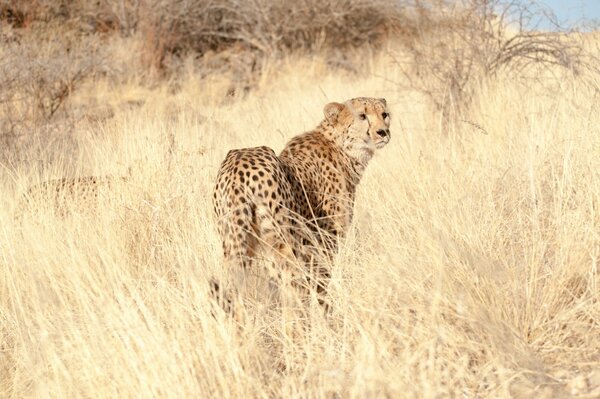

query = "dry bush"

[0,0,415,143]
[1,0,411,48]
[0,29,106,152]
[137,0,410,71]
[399,0,600,125]
[0,0,140,34]
[0,0,410,71]
[0,0,413,133]
[3,0,595,102]
[143,0,403,52]
[0,1,119,158]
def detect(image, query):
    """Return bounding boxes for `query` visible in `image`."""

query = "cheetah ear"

[379,98,387,106]
[324,102,345,124]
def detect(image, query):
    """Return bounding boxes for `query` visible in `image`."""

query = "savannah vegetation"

[1,0,599,397]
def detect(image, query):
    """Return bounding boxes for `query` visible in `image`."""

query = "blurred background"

[1,0,598,161]
[541,0,599,29]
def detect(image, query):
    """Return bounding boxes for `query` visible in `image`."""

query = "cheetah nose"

[376,129,388,138]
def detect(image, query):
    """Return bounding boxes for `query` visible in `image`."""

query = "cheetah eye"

[359,113,367,120]
[382,112,389,119]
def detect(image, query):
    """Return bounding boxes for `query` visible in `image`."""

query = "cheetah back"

[213,146,309,269]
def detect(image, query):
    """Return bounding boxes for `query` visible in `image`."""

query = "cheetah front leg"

[317,195,354,256]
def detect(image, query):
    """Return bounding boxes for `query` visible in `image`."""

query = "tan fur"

[17,176,125,218]
[212,97,391,307]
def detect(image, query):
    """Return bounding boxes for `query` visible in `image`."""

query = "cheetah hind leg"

[259,218,333,356]
[209,256,255,323]
[211,212,258,320]
[257,206,324,310]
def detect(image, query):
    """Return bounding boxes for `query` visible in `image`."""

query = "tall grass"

[1,47,599,397]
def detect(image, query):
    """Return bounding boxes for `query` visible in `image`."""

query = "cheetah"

[17,176,126,218]
[212,97,391,307]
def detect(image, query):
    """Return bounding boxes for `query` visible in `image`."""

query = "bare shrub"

[0,0,401,155]
[399,0,599,125]
[0,0,141,34]
[137,0,410,71]
[0,0,415,103]
[0,28,106,148]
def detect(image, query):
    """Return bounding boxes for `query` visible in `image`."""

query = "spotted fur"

[212,97,391,306]
[17,176,125,218]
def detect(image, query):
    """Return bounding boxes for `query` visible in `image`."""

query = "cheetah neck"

[343,151,367,188]
[317,121,368,187]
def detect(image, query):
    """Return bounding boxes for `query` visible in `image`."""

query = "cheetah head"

[323,97,390,164]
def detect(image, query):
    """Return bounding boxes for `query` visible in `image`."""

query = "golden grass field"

[1,42,600,398]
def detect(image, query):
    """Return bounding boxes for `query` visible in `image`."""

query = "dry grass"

[1,42,600,398]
